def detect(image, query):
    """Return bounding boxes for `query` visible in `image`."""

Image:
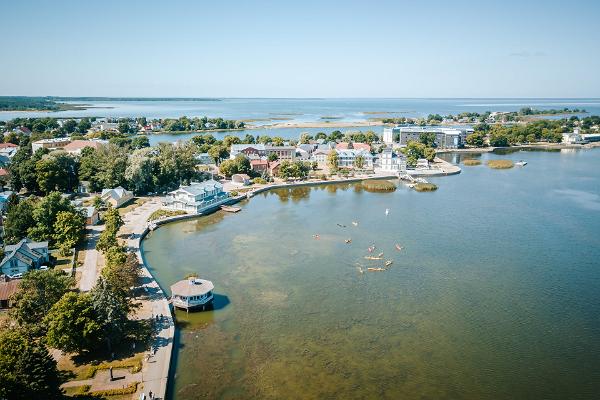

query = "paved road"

[79,224,104,292]
[120,198,174,400]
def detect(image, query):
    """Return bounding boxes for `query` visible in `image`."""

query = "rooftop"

[171,278,214,297]
[170,179,224,196]
[0,280,19,301]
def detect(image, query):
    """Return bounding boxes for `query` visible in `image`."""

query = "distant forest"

[0,96,67,111]
[0,96,223,112]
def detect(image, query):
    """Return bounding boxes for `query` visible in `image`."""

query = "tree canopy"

[0,328,64,400]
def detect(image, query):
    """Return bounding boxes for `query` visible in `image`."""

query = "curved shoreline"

[135,168,461,398]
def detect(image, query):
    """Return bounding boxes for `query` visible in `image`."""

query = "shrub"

[230,191,239,197]
[487,159,514,169]
[463,159,481,166]
[252,177,267,185]
[361,180,397,192]
[75,385,91,394]
[83,360,143,379]
[75,382,139,397]
[414,183,438,192]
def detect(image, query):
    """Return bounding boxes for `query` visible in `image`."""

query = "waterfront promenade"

[119,198,173,400]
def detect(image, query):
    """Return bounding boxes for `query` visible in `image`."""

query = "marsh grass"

[463,159,481,166]
[487,159,514,169]
[414,183,438,192]
[361,180,397,192]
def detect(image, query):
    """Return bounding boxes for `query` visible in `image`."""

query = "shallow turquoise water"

[142,148,600,399]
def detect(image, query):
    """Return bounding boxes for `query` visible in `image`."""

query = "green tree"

[28,192,75,243]
[104,246,127,269]
[315,132,327,140]
[53,210,86,255]
[35,156,70,195]
[327,150,339,171]
[3,197,36,244]
[268,153,279,162]
[402,141,435,167]
[103,206,123,234]
[271,136,285,146]
[130,135,150,149]
[299,133,313,144]
[208,145,228,165]
[125,147,156,195]
[10,270,74,329]
[0,328,64,400]
[354,155,365,169]
[466,132,485,147]
[328,130,343,141]
[419,132,437,147]
[90,277,131,352]
[97,229,118,253]
[102,252,140,295]
[78,147,102,192]
[223,135,241,148]
[45,292,103,354]
[233,154,251,174]
[77,118,91,133]
[118,120,131,134]
[218,159,237,177]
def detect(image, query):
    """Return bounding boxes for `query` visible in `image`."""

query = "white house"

[377,148,406,173]
[0,143,19,162]
[31,137,71,153]
[164,180,229,214]
[311,149,330,165]
[101,186,134,208]
[336,149,374,169]
[0,239,49,278]
[562,128,586,144]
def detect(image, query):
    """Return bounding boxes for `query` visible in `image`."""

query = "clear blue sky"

[1,0,599,97]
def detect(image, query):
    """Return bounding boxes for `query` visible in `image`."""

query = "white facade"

[336,149,374,168]
[384,126,471,149]
[0,239,49,277]
[230,144,296,161]
[378,148,406,172]
[311,149,330,164]
[31,138,71,153]
[562,128,585,144]
[164,180,229,214]
[383,127,395,145]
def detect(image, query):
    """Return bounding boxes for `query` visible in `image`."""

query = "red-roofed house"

[0,143,18,149]
[335,142,371,152]
[269,161,281,176]
[64,140,107,155]
[250,159,269,174]
[0,280,19,308]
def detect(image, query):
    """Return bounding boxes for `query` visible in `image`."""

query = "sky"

[1,0,599,98]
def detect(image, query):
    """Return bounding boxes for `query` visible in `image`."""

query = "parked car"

[9,273,23,279]
[39,265,49,271]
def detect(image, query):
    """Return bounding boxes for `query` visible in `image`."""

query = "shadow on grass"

[70,319,154,367]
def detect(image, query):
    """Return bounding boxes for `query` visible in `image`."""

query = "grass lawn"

[118,198,149,217]
[58,351,145,382]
